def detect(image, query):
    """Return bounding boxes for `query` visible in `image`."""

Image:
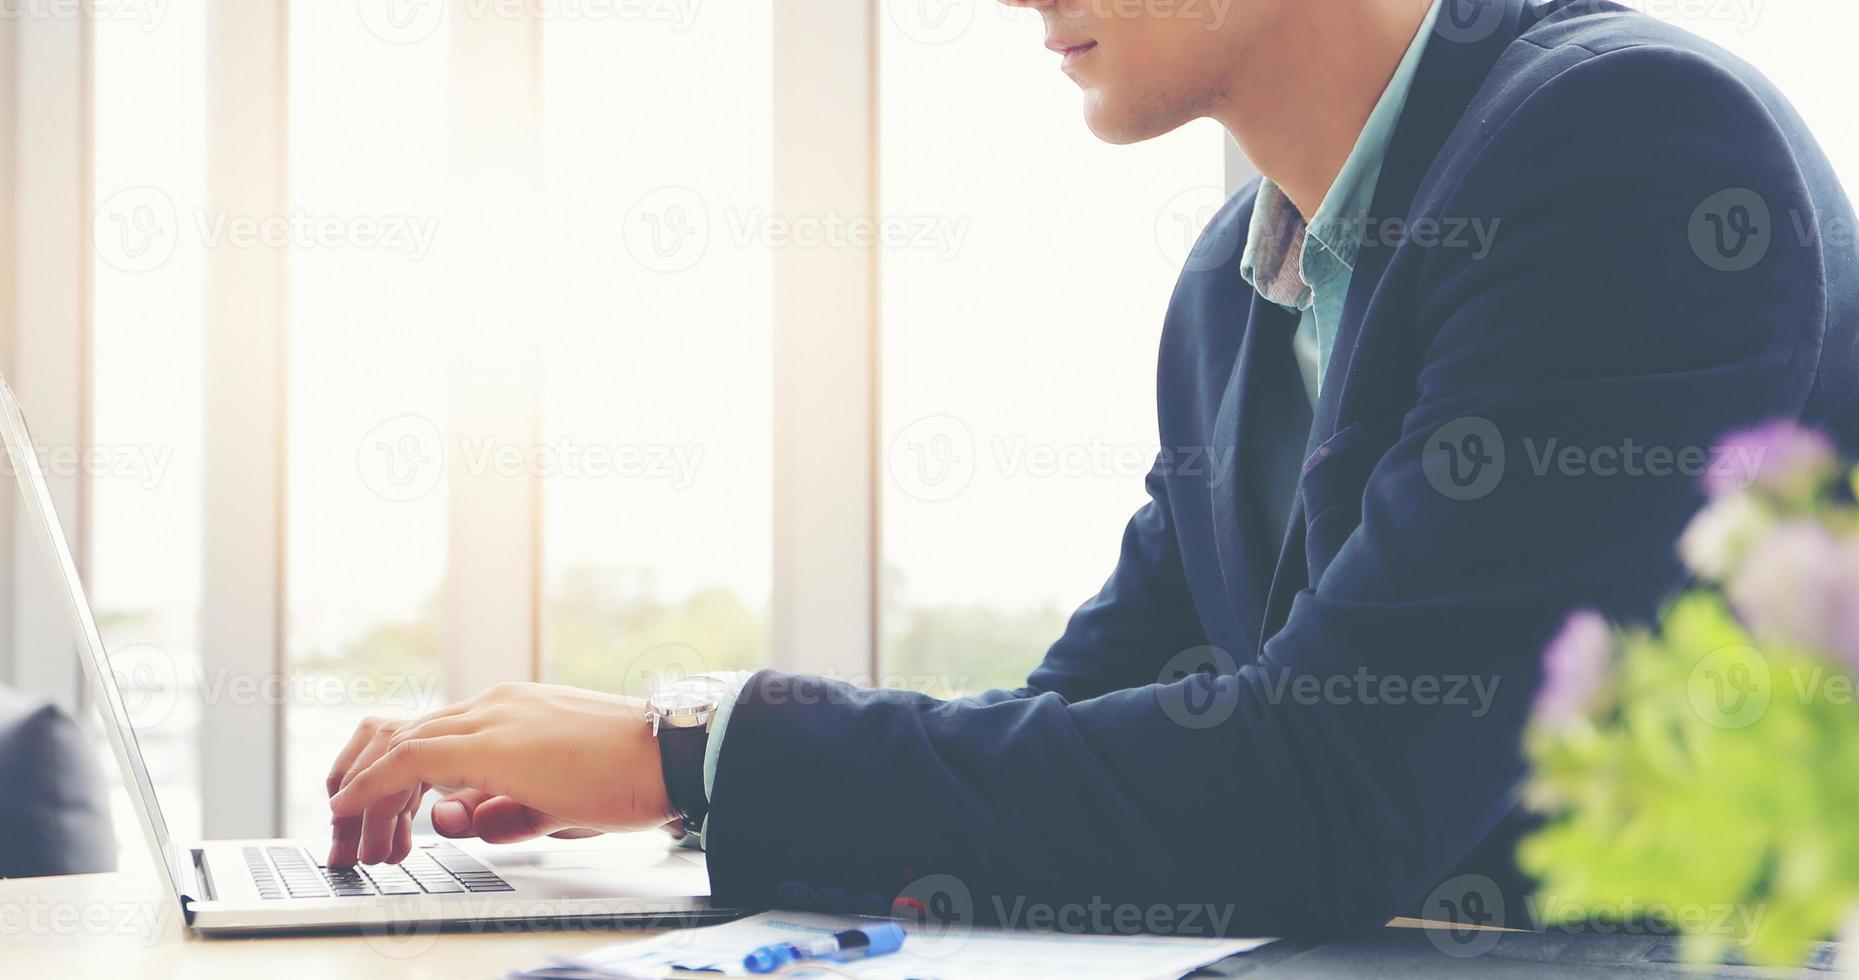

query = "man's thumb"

[470,795,571,843]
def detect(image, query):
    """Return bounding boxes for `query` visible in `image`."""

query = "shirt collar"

[1239,0,1442,311]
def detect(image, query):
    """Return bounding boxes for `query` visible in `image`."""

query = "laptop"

[0,373,735,935]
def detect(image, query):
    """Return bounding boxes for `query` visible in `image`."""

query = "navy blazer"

[706,0,1859,935]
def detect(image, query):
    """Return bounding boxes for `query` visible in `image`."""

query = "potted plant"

[1523,421,1859,966]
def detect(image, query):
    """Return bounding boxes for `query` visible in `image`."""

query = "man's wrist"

[649,677,729,834]
[638,714,677,827]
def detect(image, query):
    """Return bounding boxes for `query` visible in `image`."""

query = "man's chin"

[1080,93,1187,146]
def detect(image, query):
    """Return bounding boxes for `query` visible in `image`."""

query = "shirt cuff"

[685,670,753,851]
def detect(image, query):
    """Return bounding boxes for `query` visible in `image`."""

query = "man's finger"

[357,789,411,865]
[471,796,570,844]
[399,782,429,823]
[328,813,363,868]
[432,788,494,838]
[331,736,477,818]
[326,718,391,798]
[388,710,487,750]
[387,808,416,865]
[385,783,427,865]
[331,724,404,867]
[339,724,400,795]
[386,697,481,740]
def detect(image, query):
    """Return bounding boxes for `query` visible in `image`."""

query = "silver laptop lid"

[0,373,184,899]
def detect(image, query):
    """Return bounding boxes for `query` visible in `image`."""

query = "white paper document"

[509,910,1275,980]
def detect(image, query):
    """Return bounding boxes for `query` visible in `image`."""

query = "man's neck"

[1211,2,1433,219]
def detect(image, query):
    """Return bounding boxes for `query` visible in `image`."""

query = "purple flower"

[1708,420,1835,500]
[1725,520,1859,666]
[1535,610,1614,730]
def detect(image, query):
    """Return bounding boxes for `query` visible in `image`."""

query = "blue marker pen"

[742,922,907,974]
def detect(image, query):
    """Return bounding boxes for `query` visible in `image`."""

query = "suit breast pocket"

[1299,420,1395,581]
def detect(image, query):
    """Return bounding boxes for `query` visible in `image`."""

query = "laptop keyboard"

[244,841,514,900]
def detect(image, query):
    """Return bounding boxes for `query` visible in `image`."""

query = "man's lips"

[1045,38,1099,64]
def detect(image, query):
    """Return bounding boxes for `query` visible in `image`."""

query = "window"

[878,4,1229,694]
[89,0,209,843]
[62,2,1233,839]
[281,2,453,836]
[538,6,775,696]
[1651,0,1859,193]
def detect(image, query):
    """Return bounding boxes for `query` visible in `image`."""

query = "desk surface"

[0,862,1478,979]
[0,865,670,979]
[10,860,1826,979]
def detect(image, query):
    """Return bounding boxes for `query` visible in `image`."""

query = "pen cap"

[861,922,906,956]
[743,945,799,974]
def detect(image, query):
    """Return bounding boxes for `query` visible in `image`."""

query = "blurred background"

[1,0,1855,856]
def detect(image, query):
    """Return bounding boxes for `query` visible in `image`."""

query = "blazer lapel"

[1304,0,1533,460]
[1260,0,1533,644]
[1258,498,1308,657]
[1210,287,1305,655]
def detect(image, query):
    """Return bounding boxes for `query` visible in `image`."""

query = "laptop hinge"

[190,847,218,904]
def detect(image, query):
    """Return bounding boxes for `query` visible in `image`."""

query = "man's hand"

[325,682,677,866]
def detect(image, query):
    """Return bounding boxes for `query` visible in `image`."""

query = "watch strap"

[657,722,711,834]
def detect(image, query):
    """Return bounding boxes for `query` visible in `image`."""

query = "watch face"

[649,674,731,719]
[652,689,715,714]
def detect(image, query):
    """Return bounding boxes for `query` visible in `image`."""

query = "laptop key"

[250,845,509,900]
[253,846,480,900]
[363,870,423,896]
[422,843,512,889]
[428,845,490,875]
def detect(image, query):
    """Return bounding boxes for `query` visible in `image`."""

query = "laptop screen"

[0,374,184,898]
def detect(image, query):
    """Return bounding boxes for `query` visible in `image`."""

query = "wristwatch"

[645,674,733,836]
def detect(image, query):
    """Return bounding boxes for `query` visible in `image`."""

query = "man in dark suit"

[324,0,1859,936]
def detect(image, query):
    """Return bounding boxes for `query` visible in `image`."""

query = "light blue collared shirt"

[1240,0,1441,407]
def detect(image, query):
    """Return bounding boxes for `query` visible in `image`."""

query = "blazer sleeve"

[701,46,1828,934]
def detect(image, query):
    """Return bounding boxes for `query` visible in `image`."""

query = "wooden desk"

[0,844,1501,979]
[0,864,670,978]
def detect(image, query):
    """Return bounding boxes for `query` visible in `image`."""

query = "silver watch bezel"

[646,674,731,736]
